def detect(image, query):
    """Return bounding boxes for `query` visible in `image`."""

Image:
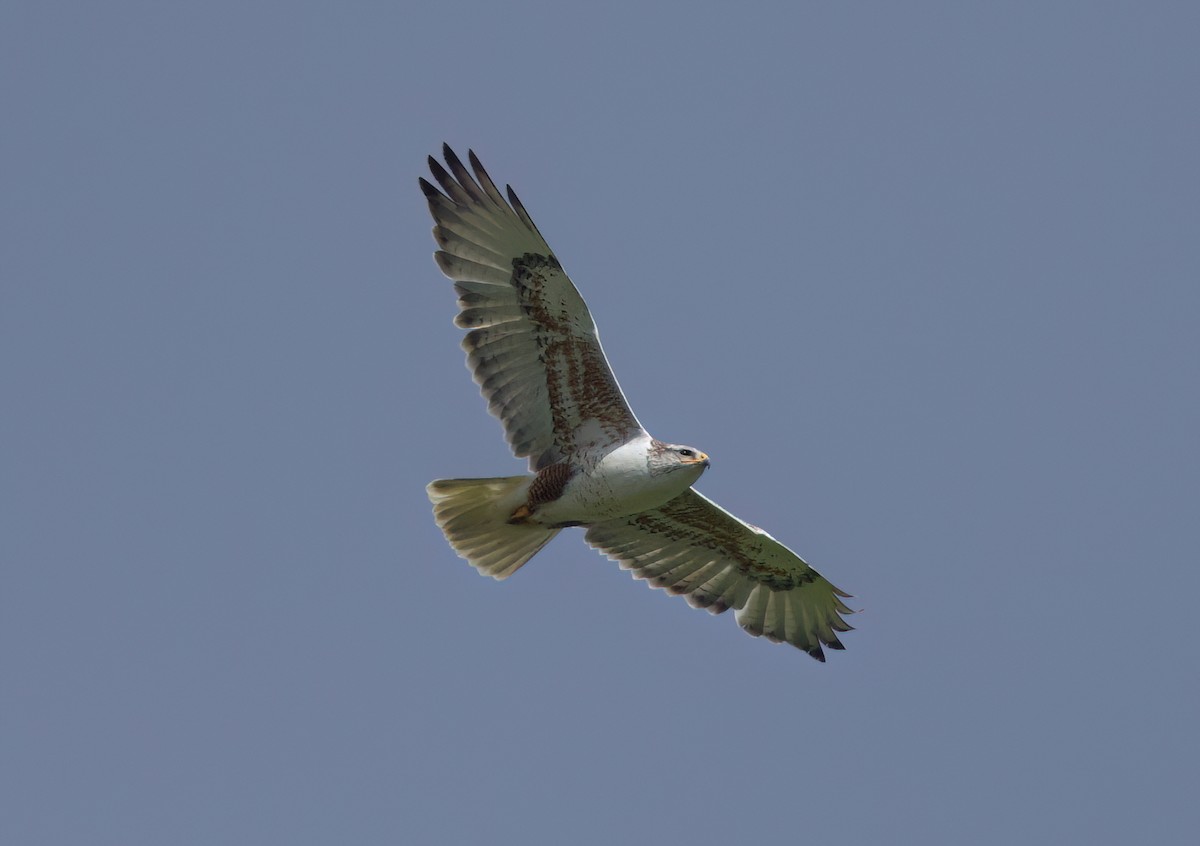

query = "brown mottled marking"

[509,463,575,523]
[527,462,575,507]
[513,253,638,463]
[632,496,818,591]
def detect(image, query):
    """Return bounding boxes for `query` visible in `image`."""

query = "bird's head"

[649,441,711,480]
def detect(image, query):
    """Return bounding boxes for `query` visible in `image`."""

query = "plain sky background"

[3,2,1198,844]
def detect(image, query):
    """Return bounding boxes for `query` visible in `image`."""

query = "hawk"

[421,145,854,660]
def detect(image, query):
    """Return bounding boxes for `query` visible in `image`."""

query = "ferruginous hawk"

[421,145,854,660]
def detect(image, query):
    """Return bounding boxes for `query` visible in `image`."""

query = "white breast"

[536,435,702,525]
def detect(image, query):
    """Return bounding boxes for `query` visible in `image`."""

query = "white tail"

[426,476,561,579]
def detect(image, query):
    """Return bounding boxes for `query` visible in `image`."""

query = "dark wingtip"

[429,157,451,181]
[468,149,495,188]
[826,641,846,651]
[442,144,466,173]
[418,176,441,199]
[807,645,827,662]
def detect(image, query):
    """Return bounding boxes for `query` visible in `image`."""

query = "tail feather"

[427,476,560,579]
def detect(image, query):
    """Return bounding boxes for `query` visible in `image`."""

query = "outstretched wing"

[421,145,644,471]
[584,489,854,660]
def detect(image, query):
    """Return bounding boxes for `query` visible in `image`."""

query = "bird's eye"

[679,449,694,457]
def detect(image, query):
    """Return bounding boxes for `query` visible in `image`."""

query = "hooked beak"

[684,451,711,468]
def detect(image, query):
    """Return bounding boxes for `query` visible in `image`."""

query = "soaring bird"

[421,145,854,660]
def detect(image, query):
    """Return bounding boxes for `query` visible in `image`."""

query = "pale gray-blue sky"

[3,3,1198,844]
